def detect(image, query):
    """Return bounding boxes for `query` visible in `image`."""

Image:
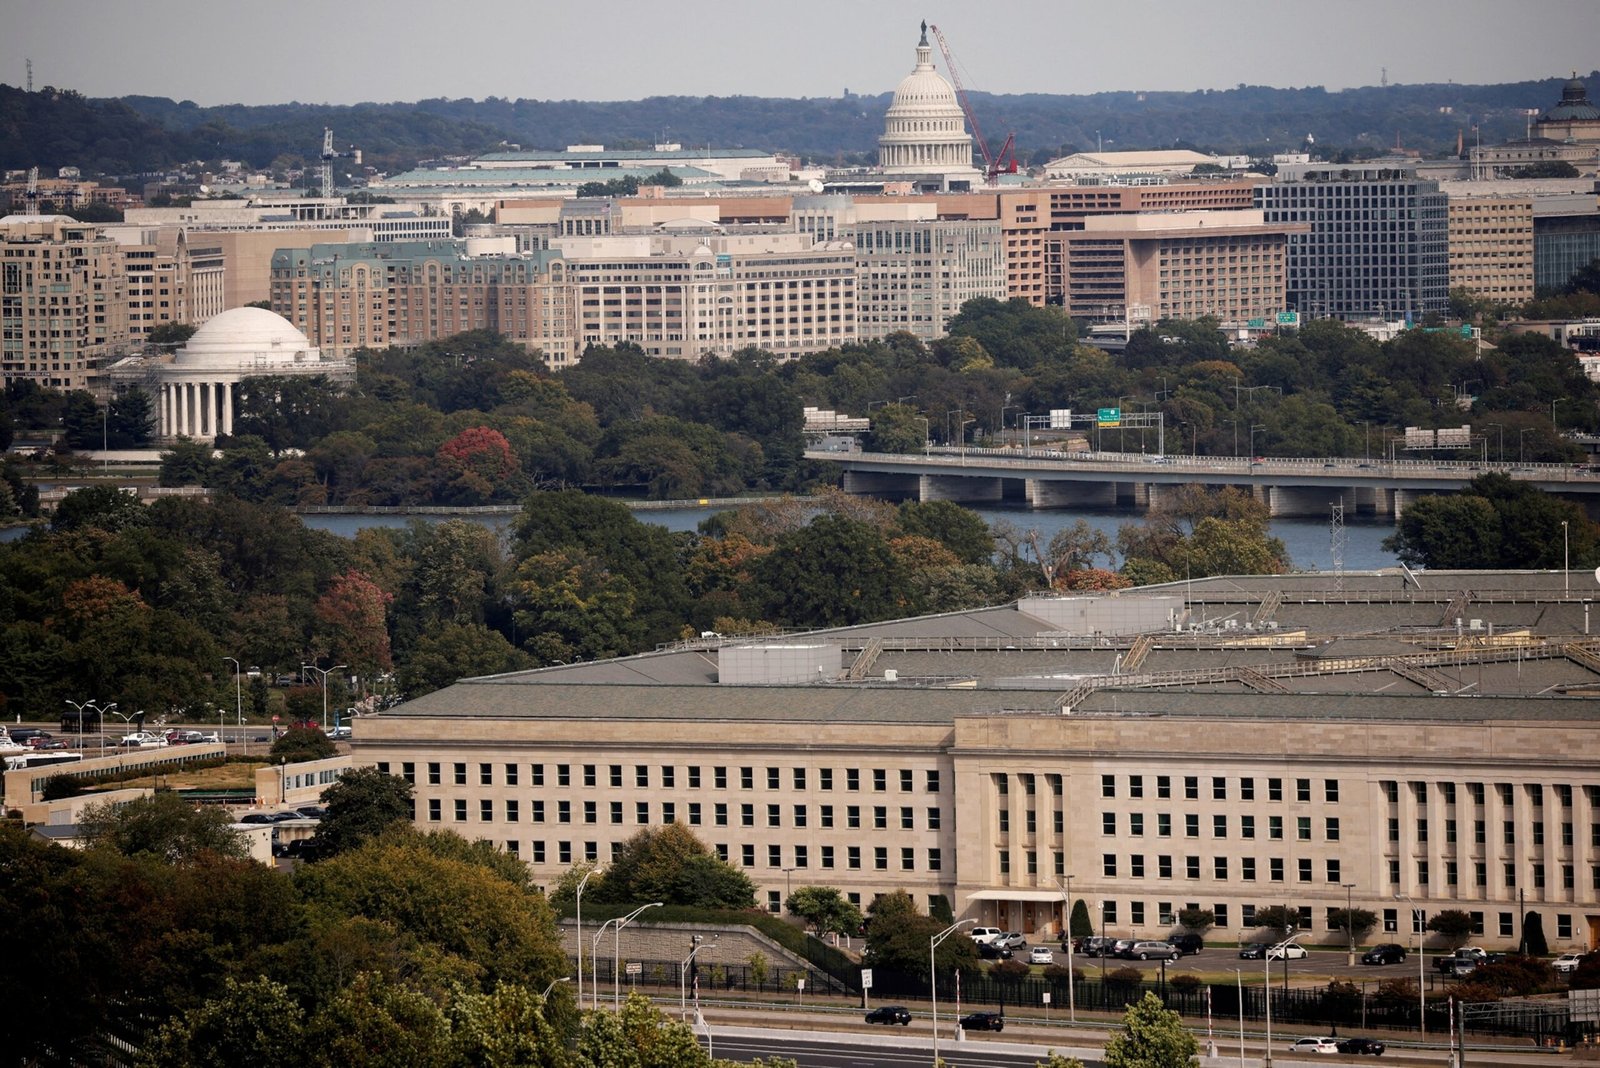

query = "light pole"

[1249,423,1268,459]
[222,656,244,755]
[1485,422,1504,463]
[540,976,571,1001]
[1052,874,1075,1022]
[1343,884,1357,967]
[1520,427,1535,464]
[681,934,719,1020]
[1563,520,1570,597]
[780,867,797,911]
[65,699,101,753]
[1264,926,1297,1068]
[301,663,347,731]
[1396,893,1426,1036]
[576,867,602,1012]
[614,902,663,1008]
[930,918,974,1066]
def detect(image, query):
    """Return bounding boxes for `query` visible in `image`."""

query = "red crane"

[929,24,1017,183]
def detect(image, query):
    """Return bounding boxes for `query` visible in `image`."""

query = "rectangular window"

[901,807,914,830]
[1214,856,1229,880]
[900,769,913,792]
[1240,777,1255,801]
[1185,814,1199,838]
[1158,813,1172,837]
[821,845,835,868]
[1269,778,1283,802]
[768,844,781,867]
[1157,775,1171,799]
[688,765,700,789]
[1270,858,1284,882]
[875,847,888,871]
[1298,817,1312,841]
[902,847,915,871]
[741,767,754,790]
[558,801,571,824]
[558,765,570,788]
[742,845,755,867]
[688,802,702,826]
[1186,856,1201,879]
[1241,815,1256,839]
[848,806,861,829]
[1131,854,1145,877]
[1297,778,1311,802]
[820,768,833,791]
[767,767,780,790]
[1213,777,1227,801]
[1325,779,1340,803]
[1185,776,1199,800]
[635,802,648,825]
[715,766,728,789]
[582,764,596,788]
[875,806,888,830]
[926,770,940,793]
[797,805,810,828]
[1297,858,1312,882]
[1104,853,1118,877]
[583,800,596,824]
[1241,857,1256,881]
[662,803,676,825]
[610,765,623,787]
[532,841,545,863]
[1130,813,1144,836]
[1213,815,1228,838]
[848,846,861,869]
[454,763,466,786]
[558,842,572,864]
[741,804,754,827]
[662,766,675,789]
[1270,816,1284,840]
[479,799,494,821]
[481,763,494,786]
[928,848,942,871]
[1159,855,1173,878]
[873,769,887,792]
[714,803,726,826]
[767,804,781,828]
[532,801,545,823]
[930,807,942,830]
[1102,774,1116,798]
[506,799,519,823]
[847,768,860,791]
[1104,812,1117,835]
[454,799,467,822]
[793,768,806,790]
[1103,901,1118,924]
[428,762,441,786]
[428,798,441,822]
[1131,901,1146,926]
[1129,775,1144,798]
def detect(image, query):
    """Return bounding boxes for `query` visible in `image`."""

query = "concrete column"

[222,381,233,437]
[158,384,169,438]
[1393,488,1412,520]
[918,474,1003,504]
[841,470,920,499]
[176,382,187,438]
[198,382,210,437]
[1025,479,1117,509]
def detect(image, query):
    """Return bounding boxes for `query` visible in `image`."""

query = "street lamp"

[1395,893,1426,1037]
[1520,427,1535,464]
[930,918,974,1067]
[614,902,664,1008]
[576,867,602,1011]
[222,656,244,755]
[1052,874,1075,1022]
[1264,925,1296,1068]
[65,699,101,753]
[1485,422,1505,464]
[681,934,719,1020]
[781,867,797,909]
[1249,423,1268,459]
[1343,884,1357,967]
[301,663,347,731]
[540,976,571,1001]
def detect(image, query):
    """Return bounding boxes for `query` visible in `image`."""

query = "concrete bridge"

[806,447,1600,520]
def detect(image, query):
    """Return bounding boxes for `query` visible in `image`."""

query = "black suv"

[977,943,1013,960]
[1361,943,1407,965]
[959,1011,1004,1033]
[1170,933,1204,956]
[864,1005,911,1025]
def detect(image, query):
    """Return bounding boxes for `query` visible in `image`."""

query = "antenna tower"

[1330,501,1347,593]
[26,59,33,93]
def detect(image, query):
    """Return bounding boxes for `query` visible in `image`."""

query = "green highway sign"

[1275,311,1300,326]
[1247,319,1266,329]
[1097,407,1121,427]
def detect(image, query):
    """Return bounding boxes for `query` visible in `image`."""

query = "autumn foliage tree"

[435,425,521,504]
[313,569,393,687]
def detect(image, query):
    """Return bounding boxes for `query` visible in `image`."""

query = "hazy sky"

[7,0,1598,106]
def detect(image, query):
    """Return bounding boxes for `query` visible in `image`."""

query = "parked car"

[864,1005,911,1025]
[1435,956,1477,977]
[1267,943,1308,961]
[117,731,167,749]
[1108,938,1137,958]
[1336,1037,1387,1055]
[993,932,1026,950]
[1239,943,1271,959]
[1288,1036,1339,1054]
[1170,933,1205,956]
[1028,946,1054,965]
[1078,936,1113,957]
[239,813,280,825]
[958,1011,1004,1033]
[968,927,1002,945]
[22,732,54,747]
[977,943,1013,960]
[1129,940,1181,961]
[1554,952,1586,974]
[294,806,327,820]
[1361,943,1407,965]
[328,725,353,740]
[33,738,70,750]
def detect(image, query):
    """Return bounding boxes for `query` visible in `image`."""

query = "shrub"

[1170,974,1203,993]
[992,959,1031,982]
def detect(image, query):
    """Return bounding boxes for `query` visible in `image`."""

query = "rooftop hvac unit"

[883,669,899,682]
[1223,619,1239,630]
[1469,619,1484,631]
[1265,621,1279,631]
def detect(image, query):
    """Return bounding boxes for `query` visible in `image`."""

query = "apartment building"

[1445,195,1535,305]
[1255,163,1449,321]
[112,228,226,343]
[356,571,1600,953]
[0,214,127,390]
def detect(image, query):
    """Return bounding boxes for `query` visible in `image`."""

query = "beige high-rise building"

[1446,195,1535,305]
[112,228,226,344]
[0,214,127,390]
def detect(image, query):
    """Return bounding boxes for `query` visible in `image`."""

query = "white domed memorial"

[878,21,978,179]
[146,307,354,442]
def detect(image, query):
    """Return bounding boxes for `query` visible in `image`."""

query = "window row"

[418,795,944,831]
[496,835,941,874]
[1099,853,1346,884]
[1100,774,1338,803]
[1384,816,1590,847]
[1384,858,1590,892]
[391,761,941,793]
[1102,812,1340,841]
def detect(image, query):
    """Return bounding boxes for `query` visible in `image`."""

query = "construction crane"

[929,24,1017,184]
[318,128,362,198]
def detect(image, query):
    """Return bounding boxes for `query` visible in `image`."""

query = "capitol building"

[877,23,981,189]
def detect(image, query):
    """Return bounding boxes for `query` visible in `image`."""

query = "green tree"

[865,402,926,454]
[271,725,337,762]
[1070,899,1095,939]
[894,499,995,565]
[301,972,454,1068]
[786,885,863,938]
[593,824,755,909]
[160,438,217,487]
[147,322,198,347]
[446,981,570,1068]
[399,622,532,697]
[51,484,148,533]
[78,790,248,862]
[1176,908,1214,933]
[1035,1051,1087,1068]
[1103,991,1199,1068]
[109,387,155,447]
[573,992,716,1068]
[1383,493,1502,568]
[1329,908,1379,941]
[753,513,911,627]
[1250,905,1298,939]
[1426,908,1475,946]
[136,976,306,1068]
[311,767,415,858]
[863,890,977,979]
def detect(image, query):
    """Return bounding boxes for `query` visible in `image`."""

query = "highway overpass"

[805,447,1600,519]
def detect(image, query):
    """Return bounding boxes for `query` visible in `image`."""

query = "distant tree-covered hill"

[0,72,1591,177]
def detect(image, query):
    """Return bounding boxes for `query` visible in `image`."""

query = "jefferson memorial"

[108,307,354,442]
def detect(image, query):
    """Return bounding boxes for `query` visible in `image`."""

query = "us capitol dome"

[878,22,978,179]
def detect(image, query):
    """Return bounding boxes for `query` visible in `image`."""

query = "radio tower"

[26,59,33,93]
[1330,501,1347,593]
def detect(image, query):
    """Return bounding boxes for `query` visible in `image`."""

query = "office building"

[0,214,127,390]
[1444,195,1535,304]
[1256,163,1449,321]
[111,228,226,343]
[357,570,1600,952]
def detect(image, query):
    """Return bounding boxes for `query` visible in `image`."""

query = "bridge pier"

[1261,485,1359,518]
[843,471,920,500]
[919,474,1003,504]
[1026,478,1117,509]
[1353,485,1391,517]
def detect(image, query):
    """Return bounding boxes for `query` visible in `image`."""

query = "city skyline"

[6,0,1599,110]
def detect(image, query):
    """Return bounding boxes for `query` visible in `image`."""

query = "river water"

[295,505,1400,572]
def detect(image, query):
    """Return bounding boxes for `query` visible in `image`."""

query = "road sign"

[625,962,642,976]
[1097,407,1121,427]
[1247,318,1266,329]
[1048,408,1072,429]
[1276,311,1300,326]
[860,968,873,989]
[1042,991,1051,1004]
